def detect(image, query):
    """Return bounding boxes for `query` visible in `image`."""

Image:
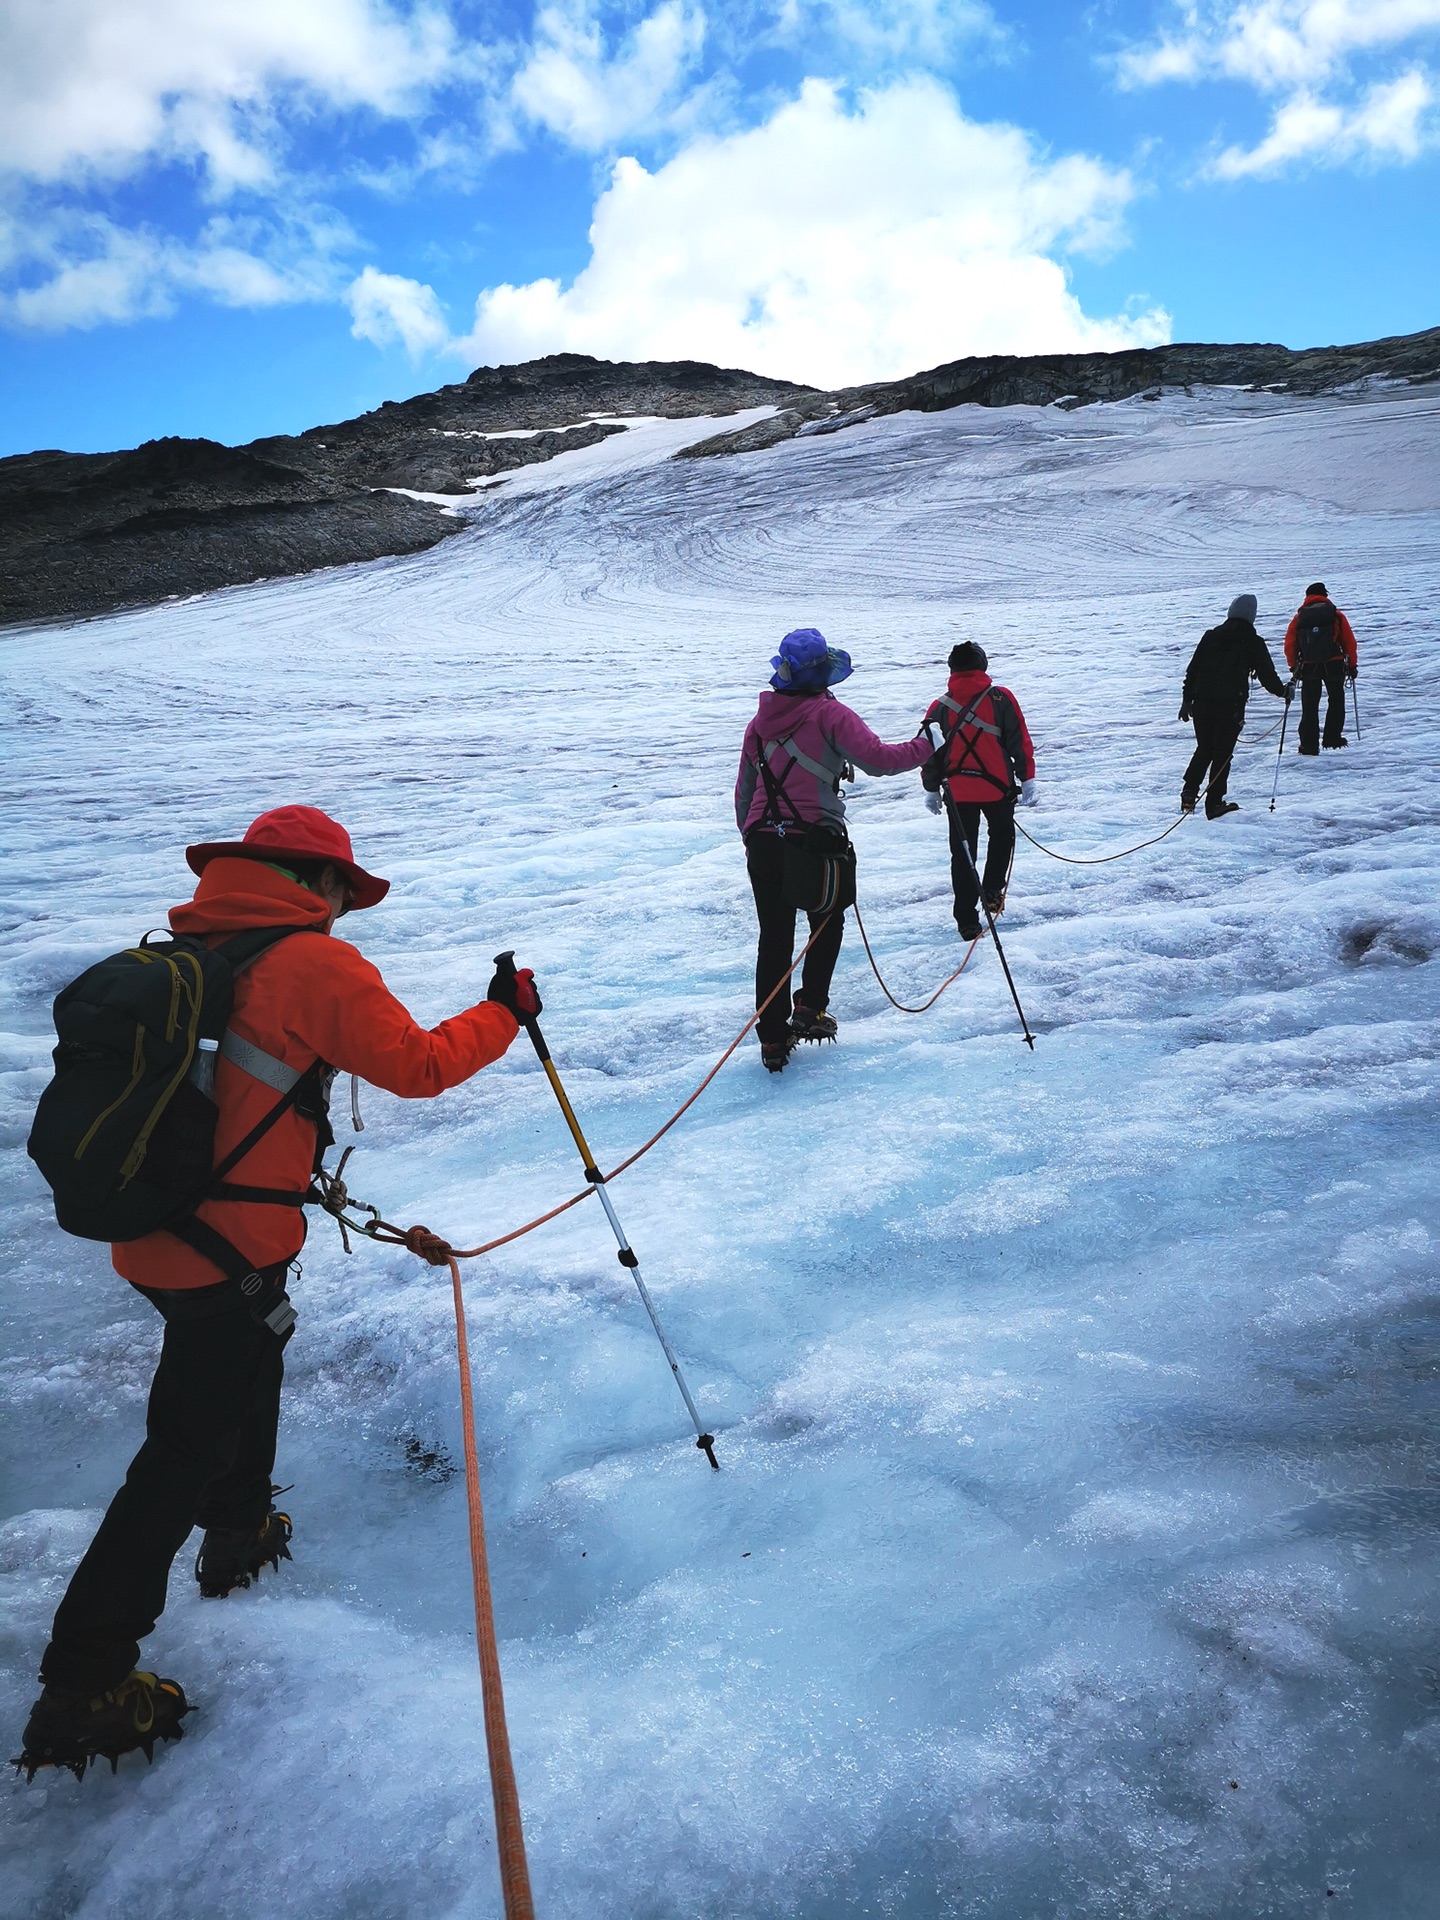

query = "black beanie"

[948,642,988,673]
[1305,581,1327,598]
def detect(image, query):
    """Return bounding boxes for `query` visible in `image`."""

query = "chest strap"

[220,1029,302,1094]
[764,733,845,790]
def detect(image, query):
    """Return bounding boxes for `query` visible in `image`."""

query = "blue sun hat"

[769,627,854,692]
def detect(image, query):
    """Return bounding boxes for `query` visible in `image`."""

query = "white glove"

[925,790,945,815]
[1019,779,1038,808]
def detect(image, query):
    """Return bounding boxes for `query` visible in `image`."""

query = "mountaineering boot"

[1324,736,1348,749]
[1298,743,1319,756]
[982,889,1006,918]
[789,997,838,1044]
[1207,801,1241,820]
[1180,789,1198,814]
[15,1670,190,1782]
[957,915,982,942]
[761,1036,795,1074]
[195,1497,293,1598]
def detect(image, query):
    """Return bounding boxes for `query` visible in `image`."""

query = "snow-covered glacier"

[2,384,1438,1918]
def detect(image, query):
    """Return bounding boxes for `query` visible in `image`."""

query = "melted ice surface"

[3,387,1439,1918]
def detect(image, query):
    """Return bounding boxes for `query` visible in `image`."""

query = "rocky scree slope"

[0,354,812,628]
[675,325,1440,457]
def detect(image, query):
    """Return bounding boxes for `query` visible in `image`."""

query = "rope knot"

[403,1224,454,1267]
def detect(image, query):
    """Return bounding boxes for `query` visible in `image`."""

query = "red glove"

[487,963,543,1019]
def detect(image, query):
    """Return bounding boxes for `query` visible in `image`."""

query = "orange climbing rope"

[852,900,979,1012]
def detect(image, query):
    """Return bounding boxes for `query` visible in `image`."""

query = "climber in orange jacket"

[22,804,539,1781]
[1283,583,1358,754]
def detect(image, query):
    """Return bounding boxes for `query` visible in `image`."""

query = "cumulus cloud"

[0,0,454,192]
[454,77,1169,387]
[1119,0,1440,175]
[346,264,450,353]
[510,1,707,149]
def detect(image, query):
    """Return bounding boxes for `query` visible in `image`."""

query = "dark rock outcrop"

[1,353,813,627]
[673,326,1440,459]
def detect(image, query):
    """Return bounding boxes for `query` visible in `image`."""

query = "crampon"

[14,1670,190,1782]
[195,1494,293,1598]
[789,998,838,1044]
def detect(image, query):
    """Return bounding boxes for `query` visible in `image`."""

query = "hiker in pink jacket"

[735,628,931,1072]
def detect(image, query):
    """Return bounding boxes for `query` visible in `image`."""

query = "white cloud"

[346,264,450,353]
[1212,67,1434,174]
[1,209,342,331]
[510,1,707,149]
[1120,0,1440,92]
[453,77,1169,388]
[0,0,455,191]
[1120,0,1440,175]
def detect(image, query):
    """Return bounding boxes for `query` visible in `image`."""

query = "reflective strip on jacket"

[735,688,931,833]
[111,858,519,1290]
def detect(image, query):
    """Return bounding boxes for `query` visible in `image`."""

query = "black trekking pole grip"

[492,949,548,1057]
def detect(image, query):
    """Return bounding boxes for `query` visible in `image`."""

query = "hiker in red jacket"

[1284,583,1358,754]
[20,805,539,1782]
[736,628,931,1071]
[920,643,1036,942]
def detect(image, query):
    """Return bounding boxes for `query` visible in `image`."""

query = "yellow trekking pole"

[494,953,719,1469]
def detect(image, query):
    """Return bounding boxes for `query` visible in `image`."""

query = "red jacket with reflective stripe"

[112,858,519,1290]
[923,671,1035,802]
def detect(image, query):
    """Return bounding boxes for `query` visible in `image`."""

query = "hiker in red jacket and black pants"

[920,643,1036,942]
[1284,582,1358,754]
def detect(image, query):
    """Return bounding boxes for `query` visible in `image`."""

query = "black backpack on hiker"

[1295,599,1340,667]
[27,926,326,1256]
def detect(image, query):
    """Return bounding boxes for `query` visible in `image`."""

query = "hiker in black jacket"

[1179,594,1291,818]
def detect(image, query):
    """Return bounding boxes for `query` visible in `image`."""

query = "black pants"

[1183,702,1244,815]
[948,797,1015,928]
[1298,660,1347,752]
[41,1272,288,1694]
[745,829,846,1044]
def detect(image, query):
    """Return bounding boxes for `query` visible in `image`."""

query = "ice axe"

[494,952,719,1470]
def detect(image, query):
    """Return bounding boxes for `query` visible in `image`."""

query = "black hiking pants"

[947,797,1016,929]
[1183,701,1244,816]
[1298,660,1348,752]
[41,1270,288,1695]
[745,828,847,1044]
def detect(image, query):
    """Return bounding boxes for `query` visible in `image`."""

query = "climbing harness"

[926,685,1017,801]
[492,951,720,1471]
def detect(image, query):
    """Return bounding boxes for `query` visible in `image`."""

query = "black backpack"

[1295,599,1339,666]
[27,926,319,1249]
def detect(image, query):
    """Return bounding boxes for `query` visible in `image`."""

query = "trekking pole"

[953,831,1036,1050]
[1350,674,1361,741]
[494,953,719,1470]
[1270,691,1292,812]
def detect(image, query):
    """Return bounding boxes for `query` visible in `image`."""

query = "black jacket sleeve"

[1182,633,1210,706]
[1248,632,1288,698]
[995,691,1027,781]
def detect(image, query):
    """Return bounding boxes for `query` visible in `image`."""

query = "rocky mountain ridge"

[4,328,1436,628]
[675,326,1440,458]
[0,355,812,628]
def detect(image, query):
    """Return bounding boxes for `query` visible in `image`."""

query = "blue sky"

[2,0,1438,457]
